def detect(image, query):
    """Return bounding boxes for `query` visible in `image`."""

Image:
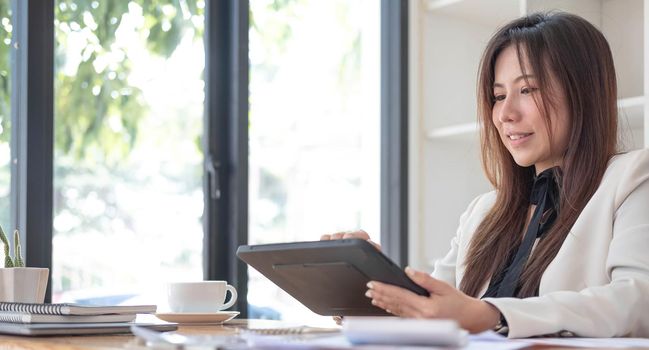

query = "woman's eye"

[521,87,538,94]
[493,94,506,102]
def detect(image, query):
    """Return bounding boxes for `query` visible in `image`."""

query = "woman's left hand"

[365,267,500,333]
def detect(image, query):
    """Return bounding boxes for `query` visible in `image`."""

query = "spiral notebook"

[0,312,136,324]
[0,320,177,336]
[0,302,156,315]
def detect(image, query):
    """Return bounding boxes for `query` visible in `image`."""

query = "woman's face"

[492,45,570,174]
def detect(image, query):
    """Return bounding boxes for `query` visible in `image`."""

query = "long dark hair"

[460,12,618,298]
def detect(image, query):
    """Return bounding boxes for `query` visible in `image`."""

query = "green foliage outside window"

[0,0,363,298]
[54,0,203,164]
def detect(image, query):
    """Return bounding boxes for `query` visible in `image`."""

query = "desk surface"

[0,319,647,350]
[0,319,339,350]
[0,319,250,350]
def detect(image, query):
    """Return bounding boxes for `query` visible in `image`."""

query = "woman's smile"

[506,131,534,147]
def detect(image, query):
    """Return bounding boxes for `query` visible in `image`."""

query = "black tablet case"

[237,239,429,316]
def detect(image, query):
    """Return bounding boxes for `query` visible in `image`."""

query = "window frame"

[380,0,409,267]
[10,0,409,312]
[203,0,249,317]
[10,0,55,301]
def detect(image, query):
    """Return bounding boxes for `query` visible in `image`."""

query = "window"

[52,0,205,306]
[0,0,11,233]
[248,0,380,323]
[7,1,407,316]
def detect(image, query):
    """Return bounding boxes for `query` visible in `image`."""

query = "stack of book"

[0,302,176,336]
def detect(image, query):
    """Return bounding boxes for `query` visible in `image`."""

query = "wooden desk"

[0,319,312,350]
[0,320,248,350]
[0,319,647,350]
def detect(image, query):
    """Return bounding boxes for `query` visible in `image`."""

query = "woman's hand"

[365,267,500,333]
[320,230,381,251]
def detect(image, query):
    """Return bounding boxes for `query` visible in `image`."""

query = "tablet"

[236,239,429,316]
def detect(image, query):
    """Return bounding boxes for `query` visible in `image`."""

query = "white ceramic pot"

[0,267,49,303]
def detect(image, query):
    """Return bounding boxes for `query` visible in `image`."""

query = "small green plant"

[0,224,25,268]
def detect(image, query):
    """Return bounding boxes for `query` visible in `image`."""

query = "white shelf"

[618,95,644,108]
[618,96,644,129]
[427,0,464,11]
[425,96,645,141]
[426,122,477,140]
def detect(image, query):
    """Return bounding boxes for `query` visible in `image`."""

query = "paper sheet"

[470,330,649,349]
[139,326,649,349]
[245,332,530,350]
[521,337,649,348]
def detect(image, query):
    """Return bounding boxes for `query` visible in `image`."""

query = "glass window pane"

[0,0,11,233]
[248,0,380,324]
[53,0,205,306]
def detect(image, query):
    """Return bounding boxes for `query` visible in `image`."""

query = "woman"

[322,12,649,338]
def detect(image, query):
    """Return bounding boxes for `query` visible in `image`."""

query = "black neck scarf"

[482,166,561,298]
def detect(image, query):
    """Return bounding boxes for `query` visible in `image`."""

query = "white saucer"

[155,311,240,324]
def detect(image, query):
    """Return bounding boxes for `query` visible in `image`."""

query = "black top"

[482,167,561,299]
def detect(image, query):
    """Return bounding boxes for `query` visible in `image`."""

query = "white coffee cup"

[167,281,238,313]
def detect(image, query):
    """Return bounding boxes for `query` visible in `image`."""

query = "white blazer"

[431,148,649,338]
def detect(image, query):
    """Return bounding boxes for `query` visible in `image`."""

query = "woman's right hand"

[320,229,381,251]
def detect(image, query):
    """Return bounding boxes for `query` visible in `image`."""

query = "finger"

[356,229,381,250]
[370,298,393,315]
[342,230,370,240]
[333,316,344,325]
[372,298,421,317]
[331,232,347,240]
[341,231,382,251]
[367,282,427,315]
[369,295,422,318]
[369,282,424,308]
[405,267,452,295]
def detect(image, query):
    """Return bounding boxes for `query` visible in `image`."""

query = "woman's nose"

[497,96,520,123]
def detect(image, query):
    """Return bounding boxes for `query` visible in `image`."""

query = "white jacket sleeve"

[484,159,649,338]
